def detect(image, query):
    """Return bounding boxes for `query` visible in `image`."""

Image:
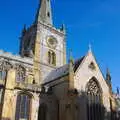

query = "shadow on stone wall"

[38,87,119,120]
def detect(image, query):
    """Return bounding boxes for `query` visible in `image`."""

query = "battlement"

[0,50,33,65]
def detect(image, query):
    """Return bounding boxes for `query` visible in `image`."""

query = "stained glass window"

[0,71,7,81]
[15,93,31,120]
[86,78,101,96]
[0,61,12,81]
[0,89,3,104]
[0,71,2,80]
[86,77,104,120]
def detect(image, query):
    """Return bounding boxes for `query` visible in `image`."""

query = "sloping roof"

[43,64,69,84]
[43,56,84,84]
[73,56,85,72]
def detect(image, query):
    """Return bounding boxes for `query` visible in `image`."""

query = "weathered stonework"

[0,0,117,120]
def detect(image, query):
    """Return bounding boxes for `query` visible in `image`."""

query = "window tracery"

[86,78,101,95]
[86,77,104,120]
[15,93,31,120]
[0,60,12,80]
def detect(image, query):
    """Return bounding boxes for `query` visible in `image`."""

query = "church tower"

[19,0,66,84]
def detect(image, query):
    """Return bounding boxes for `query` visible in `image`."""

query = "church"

[0,0,118,120]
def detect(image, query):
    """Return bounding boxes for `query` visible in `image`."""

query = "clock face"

[47,36,58,49]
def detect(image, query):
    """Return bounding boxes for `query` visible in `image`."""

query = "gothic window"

[24,38,31,51]
[0,71,6,80]
[31,40,35,54]
[0,61,12,80]
[48,51,51,64]
[0,89,3,104]
[47,12,50,17]
[0,71,2,80]
[86,77,104,120]
[52,52,56,65]
[48,50,56,66]
[0,88,3,115]
[86,78,101,95]
[15,93,31,120]
[16,64,26,82]
[38,103,47,120]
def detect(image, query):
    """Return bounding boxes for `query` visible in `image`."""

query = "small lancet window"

[0,71,7,81]
[47,12,50,17]
[0,61,12,81]
[0,71,7,80]
[48,50,56,66]
[0,89,3,104]
[0,71,2,80]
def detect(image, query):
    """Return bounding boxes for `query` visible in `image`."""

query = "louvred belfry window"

[48,50,56,66]
[15,93,31,120]
[86,77,105,120]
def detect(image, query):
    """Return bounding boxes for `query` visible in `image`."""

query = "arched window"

[0,61,12,81]
[52,52,56,65]
[86,77,104,120]
[48,50,56,66]
[86,77,102,96]
[0,71,6,81]
[48,51,51,64]
[16,64,26,82]
[38,103,47,120]
[15,93,31,120]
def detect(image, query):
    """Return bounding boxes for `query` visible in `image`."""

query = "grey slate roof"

[43,56,85,84]
[44,64,69,84]
[73,56,85,72]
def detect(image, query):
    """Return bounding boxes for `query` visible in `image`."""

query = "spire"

[88,43,92,53]
[117,87,120,95]
[106,68,112,89]
[69,50,74,89]
[22,24,27,36]
[35,0,53,25]
[69,49,74,64]
[60,24,66,33]
[106,68,111,82]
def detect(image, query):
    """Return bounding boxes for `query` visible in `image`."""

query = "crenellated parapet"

[0,50,35,87]
[0,50,33,65]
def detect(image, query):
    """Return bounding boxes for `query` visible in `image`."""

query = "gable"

[43,56,84,84]
[74,51,110,110]
[74,51,109,91]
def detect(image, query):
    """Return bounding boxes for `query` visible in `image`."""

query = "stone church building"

[0,0,118,120]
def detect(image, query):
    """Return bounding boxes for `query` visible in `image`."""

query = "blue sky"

[0,0,120,91]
